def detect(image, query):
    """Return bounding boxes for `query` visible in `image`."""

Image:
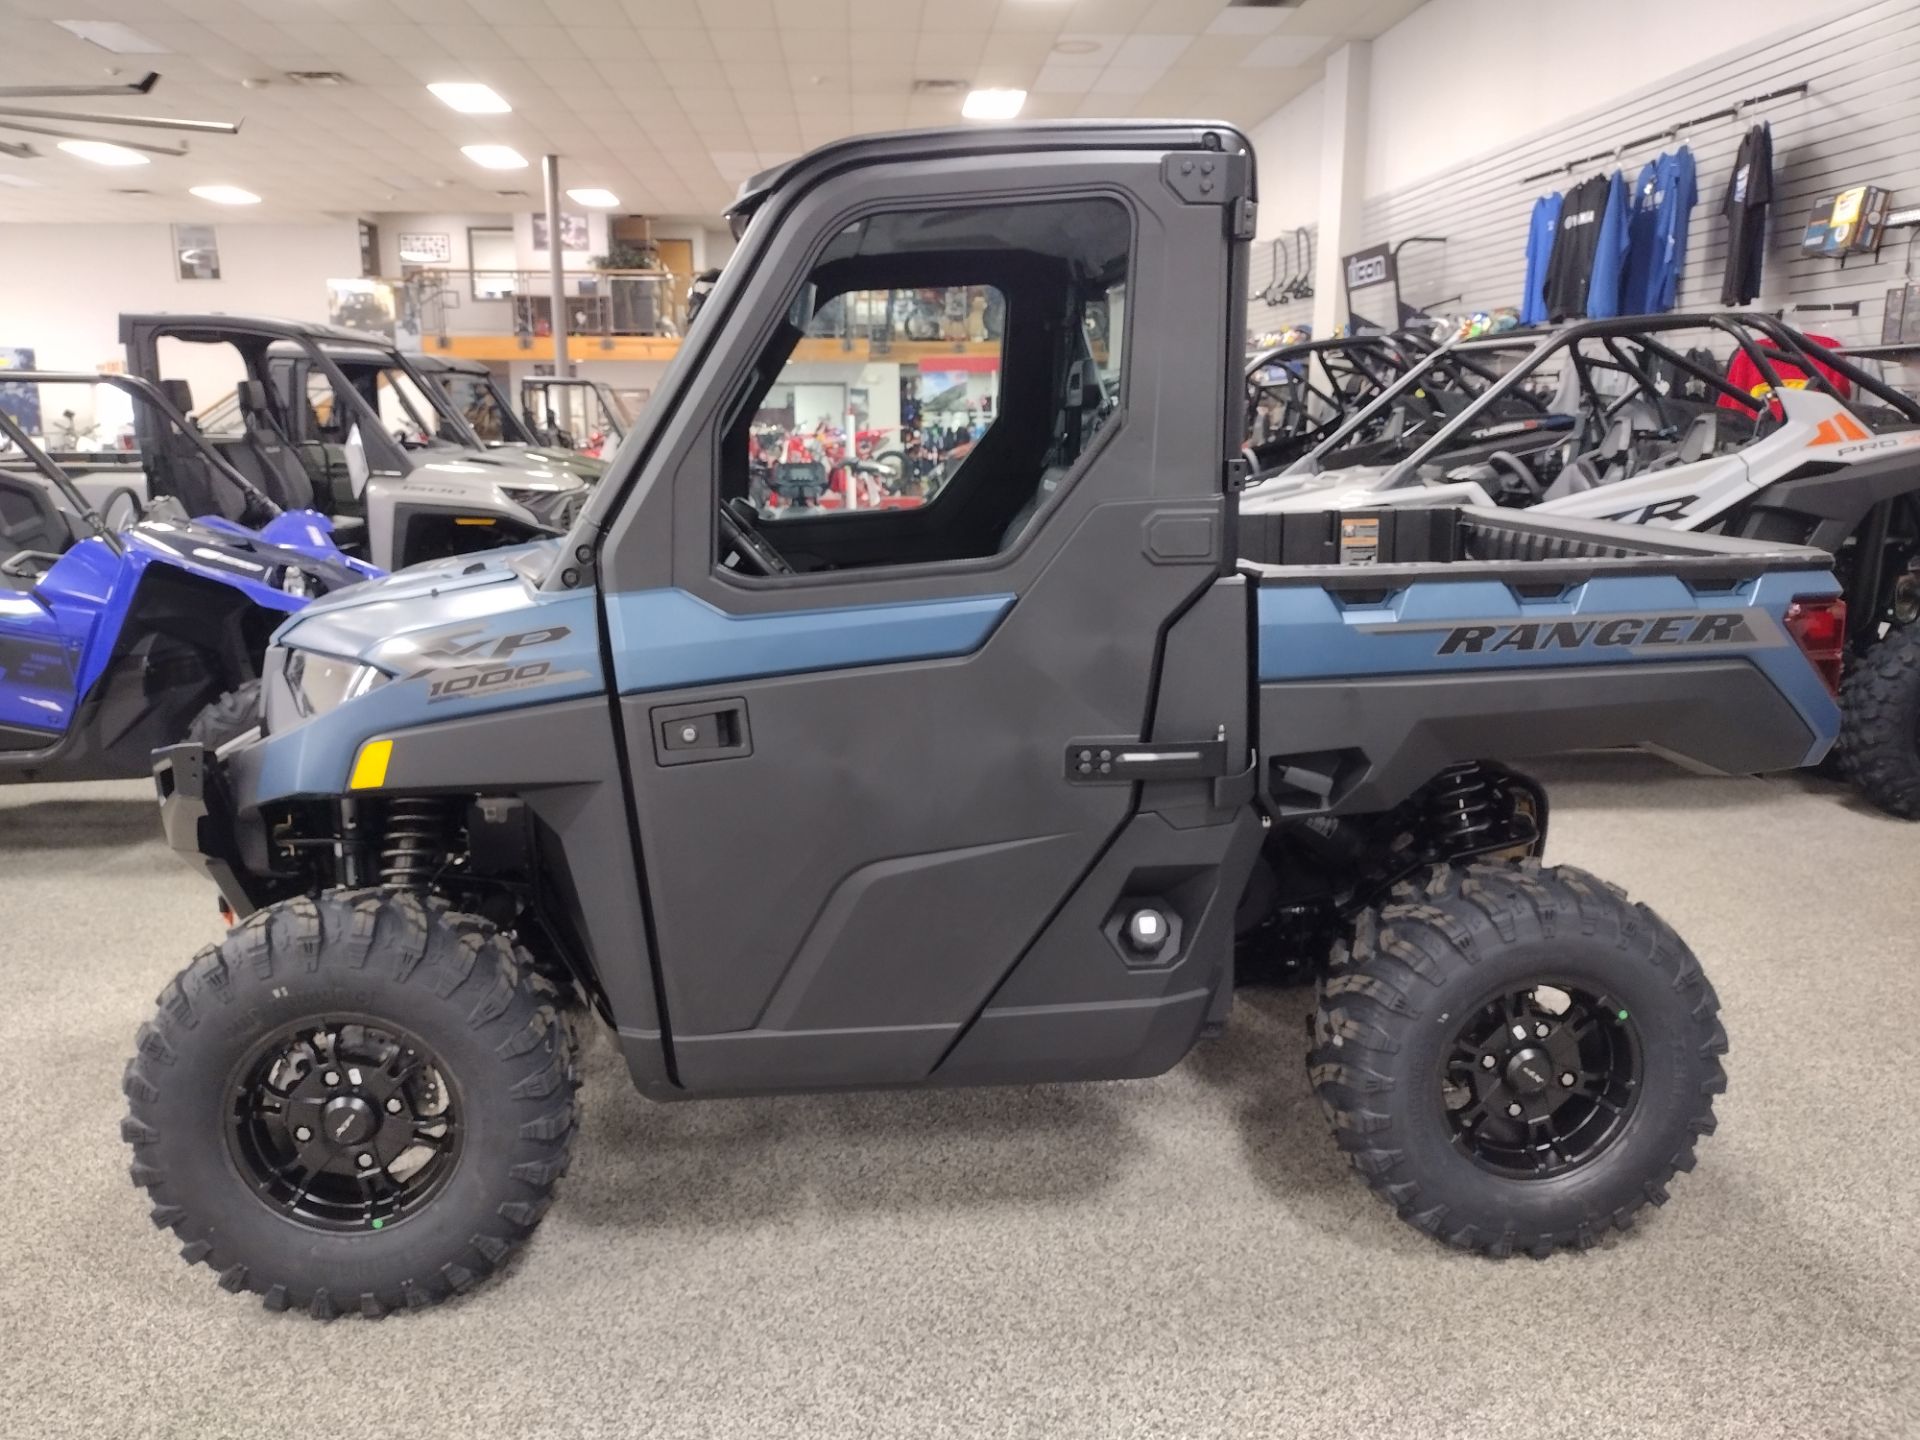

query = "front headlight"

[276,649,390,727]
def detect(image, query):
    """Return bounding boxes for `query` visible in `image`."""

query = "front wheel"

[1311,861,1725,1256]
[122,890,579,1317]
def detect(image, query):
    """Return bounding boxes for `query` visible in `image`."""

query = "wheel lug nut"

[323,1071,340,1087]
[294,1126,312,1142]
[356,1154,374,1169]
[1480,1055,1497,1070]
[1507,1102,1523,1117]
[385,1097,403,1114]
[1534,1023,1550,1039]
[1560,1072,1577,1087]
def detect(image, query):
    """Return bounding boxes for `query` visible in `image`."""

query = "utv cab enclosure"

[120,313,588,572]
[133,123,1849,1318]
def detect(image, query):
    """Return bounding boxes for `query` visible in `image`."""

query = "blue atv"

[0,371,378,783]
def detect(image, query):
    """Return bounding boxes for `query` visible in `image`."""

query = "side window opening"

[716,195,1131,578]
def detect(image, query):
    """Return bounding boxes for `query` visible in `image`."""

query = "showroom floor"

[0,756,1913,1440]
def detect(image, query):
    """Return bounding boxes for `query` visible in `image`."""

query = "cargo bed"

[1239,503,1839,582]
[1242,505,1843,816]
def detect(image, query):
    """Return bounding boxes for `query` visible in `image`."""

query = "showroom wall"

[1246,0,1885,339]
[0,221,360,377]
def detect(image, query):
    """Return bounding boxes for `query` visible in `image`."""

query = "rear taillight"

[1784,595,1848,697]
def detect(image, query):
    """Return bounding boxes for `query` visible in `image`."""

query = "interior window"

[469,227,516,300]
[154,337,252,439]
[716,196,1131,579]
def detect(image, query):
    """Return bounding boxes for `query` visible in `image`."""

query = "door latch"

[1064,738,1228,783]
[651,697,751,766]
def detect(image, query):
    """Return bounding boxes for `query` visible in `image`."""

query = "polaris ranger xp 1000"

[130,124,1851,1318]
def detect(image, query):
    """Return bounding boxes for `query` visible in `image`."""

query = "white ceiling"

[0,0,1427,224]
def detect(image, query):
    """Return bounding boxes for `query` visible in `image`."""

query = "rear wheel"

[184,679,261,751]
[123,890,578,1317]
[1835,625,1920,818]
[1310,861,1725,1256]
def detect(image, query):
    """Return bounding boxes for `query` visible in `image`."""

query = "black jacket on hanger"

[1719,121,1773,305]
[1544,171,1614,321]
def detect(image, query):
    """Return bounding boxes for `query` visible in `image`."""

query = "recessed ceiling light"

[57,139,149,167]
[962,88,1026,120]
[190,183,260,205]
[1052,39,1102,55]
[567,187,619,208]
[53,20,167,54]
[429,81,511,115]
[462,144,528,170]
[0,173,41,188]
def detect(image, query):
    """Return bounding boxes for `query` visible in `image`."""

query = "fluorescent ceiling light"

[462,144,528,170]
[190,184,261,205]
[57,139,149,167]
[567,187,619,208]
[428,82,511,114]
[962,88,1026,120]
[53,20,167,54]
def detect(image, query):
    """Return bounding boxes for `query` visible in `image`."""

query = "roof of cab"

[119,312,388,348]
[725,119,1253,232]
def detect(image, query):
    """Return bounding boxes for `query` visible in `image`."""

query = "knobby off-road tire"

[183,679,262,752]
[1836,625,1920,819]
[123,890,579,1318]
[1310,861,1726,1257]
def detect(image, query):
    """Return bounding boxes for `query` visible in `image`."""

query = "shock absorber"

[380,798,448,888]
[1428,763,1496,851]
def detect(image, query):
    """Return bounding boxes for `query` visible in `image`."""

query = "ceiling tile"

[1240,33,1329,68]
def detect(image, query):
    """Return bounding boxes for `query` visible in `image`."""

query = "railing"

[392,268,686,345]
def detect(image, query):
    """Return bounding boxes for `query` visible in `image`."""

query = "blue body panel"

[605,588,1013,695]
[250,552,1013,798]
[0,508,374,742]
[1256,567,1844,757]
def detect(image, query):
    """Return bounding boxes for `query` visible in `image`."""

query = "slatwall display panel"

[1354,0,1920,352]
[1247,223,1320,342]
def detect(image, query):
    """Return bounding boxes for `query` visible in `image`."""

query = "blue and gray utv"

[127,123,1851,1318]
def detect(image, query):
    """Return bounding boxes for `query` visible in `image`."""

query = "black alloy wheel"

[227,1018,461,1233]
[1438,983,1641,1179]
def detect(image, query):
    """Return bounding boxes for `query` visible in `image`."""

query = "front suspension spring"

[379,798,449,888]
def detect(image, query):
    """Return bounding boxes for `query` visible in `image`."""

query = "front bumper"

[153,743,263,917]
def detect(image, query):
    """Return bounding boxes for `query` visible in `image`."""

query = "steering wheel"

[98,486,146,531]
[394,427,430,451]
[1482,450,1545,501]
[719,496,793,576]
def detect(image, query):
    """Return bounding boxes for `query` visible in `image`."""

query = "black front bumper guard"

[153,742,261,917]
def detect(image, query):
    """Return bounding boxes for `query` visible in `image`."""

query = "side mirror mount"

[344,423,370,497]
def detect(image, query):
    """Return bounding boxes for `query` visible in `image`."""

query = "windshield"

[439,370,528,444]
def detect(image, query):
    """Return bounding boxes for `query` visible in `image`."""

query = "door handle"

[650,697,751,766]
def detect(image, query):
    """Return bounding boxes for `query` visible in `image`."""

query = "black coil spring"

[380,798,447,888]
[1429,764,1496,847]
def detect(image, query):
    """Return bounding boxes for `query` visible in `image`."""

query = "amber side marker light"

[1784,596,1848,697]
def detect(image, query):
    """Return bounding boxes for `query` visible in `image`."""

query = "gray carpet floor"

[0,756,1914,1440]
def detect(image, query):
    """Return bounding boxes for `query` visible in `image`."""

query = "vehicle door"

[593,139,1258,1092]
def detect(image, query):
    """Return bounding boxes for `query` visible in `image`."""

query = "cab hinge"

[1224,455,1253,492]
[1162,151,1251,209]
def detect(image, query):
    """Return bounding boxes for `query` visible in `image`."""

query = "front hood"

[274,539,561,663]
[128,514,376,594]
[409,452,584,492]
